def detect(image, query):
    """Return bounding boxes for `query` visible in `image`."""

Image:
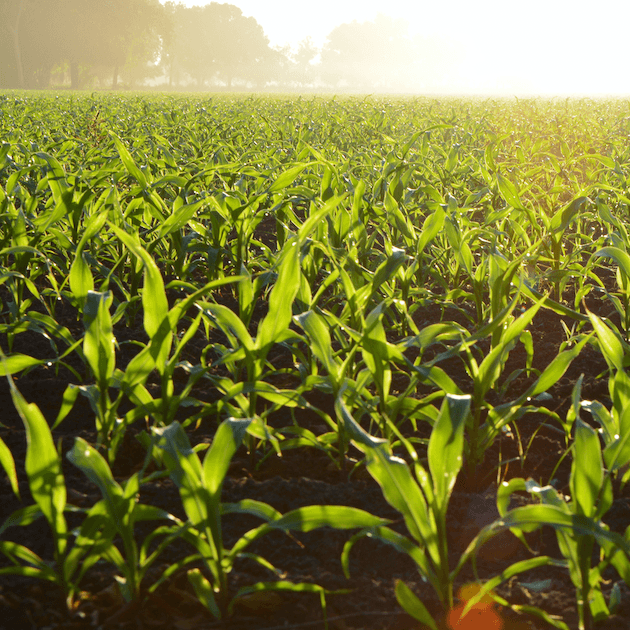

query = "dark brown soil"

[0,283,627,630]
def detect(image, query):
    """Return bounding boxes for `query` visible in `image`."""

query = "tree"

[0,0,64,88]
[319,14,419,91]
[0,0,26,87]
[161,1,186,87]
[162,3,276,89]
[101,0,167,88]
[57,0,166,89]
[290,37,320,87]
[0,0,166,89]
[208,4,274,88]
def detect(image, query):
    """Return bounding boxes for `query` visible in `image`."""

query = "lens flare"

[446,583,503,630]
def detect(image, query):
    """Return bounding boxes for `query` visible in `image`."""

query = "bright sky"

[165,0,630,95]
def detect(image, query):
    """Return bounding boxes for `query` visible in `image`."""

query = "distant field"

[2,92,630,630]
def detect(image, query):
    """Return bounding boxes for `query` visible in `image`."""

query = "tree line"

[0,1,452,92]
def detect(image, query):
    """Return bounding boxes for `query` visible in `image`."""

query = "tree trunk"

[167,56,174,88]
[11,0,26,88]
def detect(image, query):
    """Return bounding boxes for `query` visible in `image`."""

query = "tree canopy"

[163,2,278,88]
[0,3,443,92]
[320,15,421,90]
[0,0,168,88]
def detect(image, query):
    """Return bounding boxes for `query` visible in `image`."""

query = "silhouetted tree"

[59,0,166,89]
[161,1,186,87]
[320,14,419,90]
[0,0,26,87]
[162,3,277,89]
[0,0,63,88]
[0,0,165,89]
[291,37,320,87]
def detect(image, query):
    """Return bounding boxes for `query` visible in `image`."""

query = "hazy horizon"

[162,0,630,96]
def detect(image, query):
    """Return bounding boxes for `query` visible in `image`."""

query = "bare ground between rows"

[0,295,625,630]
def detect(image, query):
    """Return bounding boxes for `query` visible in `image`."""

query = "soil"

[0,273,628,630]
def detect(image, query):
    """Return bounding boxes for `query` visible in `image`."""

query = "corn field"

[3,92,630,630]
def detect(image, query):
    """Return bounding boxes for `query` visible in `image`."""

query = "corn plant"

[593,246,630,334]
[402,291,591,488]
[338,393,561,629]
[339,393,469,624]
[581,309,630,485]
[64,224,244,459]
[199,232,327,464]
[0,376,93,609]
[150,418,387,619]
[491,416,630,630]
[66,437,184,603]
[541,195,591,301]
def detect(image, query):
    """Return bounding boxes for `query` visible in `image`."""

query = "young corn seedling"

[339,393,552,628]
[66,437,184,603]
[79,289,123,460]
[151,418,387,619]
[200,235,308,464]
[582,309,630,485]
[593,246,630,335]
[426,288,592,489]
[337,390,615,630]
[339,393,472,626]
[492,416,630,630]
[0,376,100,609]
[541,195,590,302]
[95,225,243,430]
[294,307,362,468]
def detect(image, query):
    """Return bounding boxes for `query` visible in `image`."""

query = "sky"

[164,0,630,95]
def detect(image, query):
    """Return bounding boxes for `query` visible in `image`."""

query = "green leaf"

[202,303,255,352]
[221,499,282,522]
[476,296,544,397]
[67,438,123,521]
[202,418,251,496]
[0,541,59,582]
[481,504,630,557]
[83,291,115,386]
[587,308,625,372]
[428,394,470,513]
[527,335,591,398]
[371,248,407,292]
[255,238,300,354]
[0,354,46,376]
[109,224,172,366]
[294,310,338,381]
[395,580,438,630]
[110,132,147,189]
[340,400,437,556]
[188,568,221,619]
[0,436,19,500]
[268,163,310,193]
[570,419,603,518]
[268,505,388,532]
[550,196,588,234]
[52,384,81,430]
[417,206,445,254]
[298,195,345,243]
[152,423,207,528]
[459,556,562,616]
[497,173,525,211]
[158,200,203,239]
[9,378,66,555]
[69,251,94,310]
[595,246,630,282]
